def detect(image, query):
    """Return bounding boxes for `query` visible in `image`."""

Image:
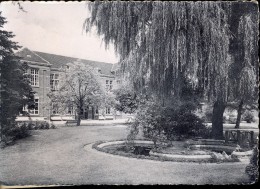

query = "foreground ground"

[0,124,255,185]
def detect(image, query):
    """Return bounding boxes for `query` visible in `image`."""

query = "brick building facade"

[16,48,121,121]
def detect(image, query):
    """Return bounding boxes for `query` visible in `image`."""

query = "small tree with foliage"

[114,82,139,114]
[48,61,104,126]
[228,14,258,129]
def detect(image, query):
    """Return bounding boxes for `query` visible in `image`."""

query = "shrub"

[129,100,210,145]
[223,115,228,123]
[198,104,220,124]
[42,121,50,129]
[13,121,56,130]
[228,116,237,124]
[114,85,139,114]
[27,122,34,130]
[16,123,30,139]
[224,110,237,124]
[16,121,55,130]
[245,146,258,182]
[3,122,31,143]
[50,123,56,129]
[163,109,210,140]
[131,100,167,146]
[243,110,255,123]
[37,121,50,129]
[201,105,213,123]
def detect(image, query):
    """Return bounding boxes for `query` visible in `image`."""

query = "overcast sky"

[0,2,119,63]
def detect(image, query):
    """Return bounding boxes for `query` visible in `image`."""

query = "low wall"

[16,116,47,121]
[50,116,74,121]
[150,151,212,161]
[97,140,154,148]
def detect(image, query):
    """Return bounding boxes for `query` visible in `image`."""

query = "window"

[116,80,121,84]
[30,68,39,86]
[29,98,39,115]
[21,104,28,115]
[106,80,113,91]
[110,81,113,90]
[52,103,59,115]
[106,107,111,114]
[95,106,99,114]
[67,104,74,115]
[50,73,59,90]
[22,105,27,112]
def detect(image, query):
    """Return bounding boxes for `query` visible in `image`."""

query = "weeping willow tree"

[229,14,258,128]
[85,1,239,139]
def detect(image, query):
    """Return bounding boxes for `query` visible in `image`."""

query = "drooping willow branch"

[85,2,232,103]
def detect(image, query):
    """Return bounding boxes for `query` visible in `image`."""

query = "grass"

[0,125,252,185]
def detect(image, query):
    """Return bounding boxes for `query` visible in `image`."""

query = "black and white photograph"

[0,1,259,186]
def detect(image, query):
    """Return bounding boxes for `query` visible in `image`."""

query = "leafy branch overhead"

[85,2,232,102]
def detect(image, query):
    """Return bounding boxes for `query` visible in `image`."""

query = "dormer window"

[95,67,101,74]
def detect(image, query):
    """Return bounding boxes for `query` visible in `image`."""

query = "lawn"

[0,125,253,185]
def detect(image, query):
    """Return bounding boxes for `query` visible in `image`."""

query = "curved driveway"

[0,125,250,185]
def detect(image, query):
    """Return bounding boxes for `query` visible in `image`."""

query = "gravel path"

[0,125,251,185]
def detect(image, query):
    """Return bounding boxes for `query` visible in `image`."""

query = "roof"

[16,48,50,64]
[17,48,115,76]
[111,63,120,72]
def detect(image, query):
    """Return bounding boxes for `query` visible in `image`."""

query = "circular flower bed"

[91,140,250,163]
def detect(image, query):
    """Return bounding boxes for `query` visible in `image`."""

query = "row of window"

[53,105,111,115]
[52,103,74,115]
[30,68,59,90]
[23,97,112,116]
[29,69,118,91]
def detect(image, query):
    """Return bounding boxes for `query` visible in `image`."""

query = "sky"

[0,1,119,63]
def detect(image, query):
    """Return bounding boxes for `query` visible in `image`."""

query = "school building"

[16,48,121,121]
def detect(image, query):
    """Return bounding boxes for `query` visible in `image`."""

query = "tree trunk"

[235,100,243,129]
[0,123,2,141]
[211,100,226,139]
[77,107,81,126]
[91,106,95,119]
[85,106,89,119]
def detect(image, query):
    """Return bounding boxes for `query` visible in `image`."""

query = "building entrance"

[80,106,96,120]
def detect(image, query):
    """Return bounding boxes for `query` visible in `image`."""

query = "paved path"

[52,118,130,127]
[0,125,251,185]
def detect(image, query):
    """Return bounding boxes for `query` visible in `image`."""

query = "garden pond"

[93,139,254,163]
